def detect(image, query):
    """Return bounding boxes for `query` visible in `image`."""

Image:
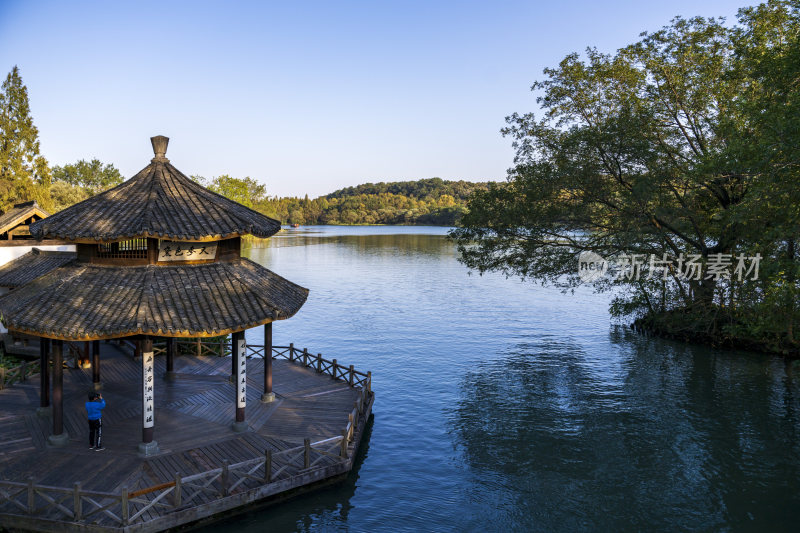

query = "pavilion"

[0,200,50,241]
[0,136,308,455]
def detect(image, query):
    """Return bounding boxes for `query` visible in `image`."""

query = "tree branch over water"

[450,0,800,355]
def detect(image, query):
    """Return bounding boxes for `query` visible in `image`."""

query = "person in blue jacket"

[86,392,106,450]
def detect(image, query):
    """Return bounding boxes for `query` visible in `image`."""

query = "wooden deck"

[0,343,373,532]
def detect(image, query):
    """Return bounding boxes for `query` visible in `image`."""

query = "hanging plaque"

[158,241,217,262]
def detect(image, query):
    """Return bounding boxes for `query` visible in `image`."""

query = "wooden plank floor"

[0,343,360,498]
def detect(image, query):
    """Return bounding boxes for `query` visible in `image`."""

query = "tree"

[51,159,122,195]
[49,181,90,212]
[725,1,800,344]
[450,1,799,351]
[0,66,51,211]
[194,175,267,208]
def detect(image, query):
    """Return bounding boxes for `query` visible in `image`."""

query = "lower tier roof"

[0,248,76,289]
[0,259,308,340]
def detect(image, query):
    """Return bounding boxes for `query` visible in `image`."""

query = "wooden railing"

[249,344,373,392]
[0,340,374,529]
[174,338,230,358]
[0,341,89,388]
[0,407,371,528]
[120,338,373,393]
[0,359,40,390]
[117,338,231,358]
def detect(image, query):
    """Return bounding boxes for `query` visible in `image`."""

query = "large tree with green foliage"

[0,66,51,211]
[193,174,267,209]
[50,159,123,211]
[52,159,122,194]
[451,1,799,352]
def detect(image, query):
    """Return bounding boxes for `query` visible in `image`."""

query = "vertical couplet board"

[237,336,246,409]
[143,349,155,433]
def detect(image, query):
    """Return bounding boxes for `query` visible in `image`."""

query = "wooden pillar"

[91,340,101,390]
[139,337,159,455]
[261,323,275,402]
[82,341,89,367]
[232,330,247,431]
[38,338,50,414]
[134,340,141,358]
[165,338,176,381]
[48,340,68,446]
[147,238,159,264]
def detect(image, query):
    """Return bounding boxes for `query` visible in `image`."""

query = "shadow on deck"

[0,343,373,532]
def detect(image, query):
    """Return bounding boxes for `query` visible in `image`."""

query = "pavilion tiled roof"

[0,259,308,340]
[31,136,280,242]
[0,248,76,288]
[0,201,49,235]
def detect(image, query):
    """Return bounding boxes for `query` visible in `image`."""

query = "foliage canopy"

[451,0,800,353]
[0,66,51,211]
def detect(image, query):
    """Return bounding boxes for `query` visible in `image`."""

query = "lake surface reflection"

[206,226,800,532]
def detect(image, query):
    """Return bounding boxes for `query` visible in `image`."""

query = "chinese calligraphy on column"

[237,337,246,409]
[143,350,154,428]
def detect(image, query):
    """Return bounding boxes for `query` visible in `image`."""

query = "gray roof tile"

[0,259,307,340]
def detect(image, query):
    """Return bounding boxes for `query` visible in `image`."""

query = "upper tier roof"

[31,136,281,243]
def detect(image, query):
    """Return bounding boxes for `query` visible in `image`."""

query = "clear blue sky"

[0,0,752,198]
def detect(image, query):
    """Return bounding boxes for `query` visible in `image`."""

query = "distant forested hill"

[326,178,485,202]
[255,178,489,226]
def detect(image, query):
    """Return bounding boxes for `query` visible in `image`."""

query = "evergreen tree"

[0,66,51,211]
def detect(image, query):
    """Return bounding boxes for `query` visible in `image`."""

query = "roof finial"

[150,135,169,162]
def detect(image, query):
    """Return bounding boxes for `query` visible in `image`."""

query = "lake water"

[210,226,800,532]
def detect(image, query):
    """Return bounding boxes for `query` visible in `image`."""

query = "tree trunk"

[787,237,796,344]
[692,278,717,309]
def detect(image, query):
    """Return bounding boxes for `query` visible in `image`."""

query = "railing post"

[219,337,224,357]
[27,477,34,513]
[349,365,354,386]
[196,338,201,357]
[221,459,229,496]
[304,438,310,469]
[21,361,27,381]
[316,353,322,373]
[73,481,82,520]
[303,349,308,367]
[265,449,272,483]
[174,473,182,508]
[332,359,338,379]
[289,342,294,359]
[340,429,348,458]
[121,486,129,525]
[367,371,372,394]
[0,366,5,390]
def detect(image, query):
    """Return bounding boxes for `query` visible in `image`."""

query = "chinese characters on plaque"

[158,241,218,262]
[237,338,246,408]
[143,351,154,428]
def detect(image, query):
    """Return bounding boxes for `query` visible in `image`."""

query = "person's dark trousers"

[88,419,102,448]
